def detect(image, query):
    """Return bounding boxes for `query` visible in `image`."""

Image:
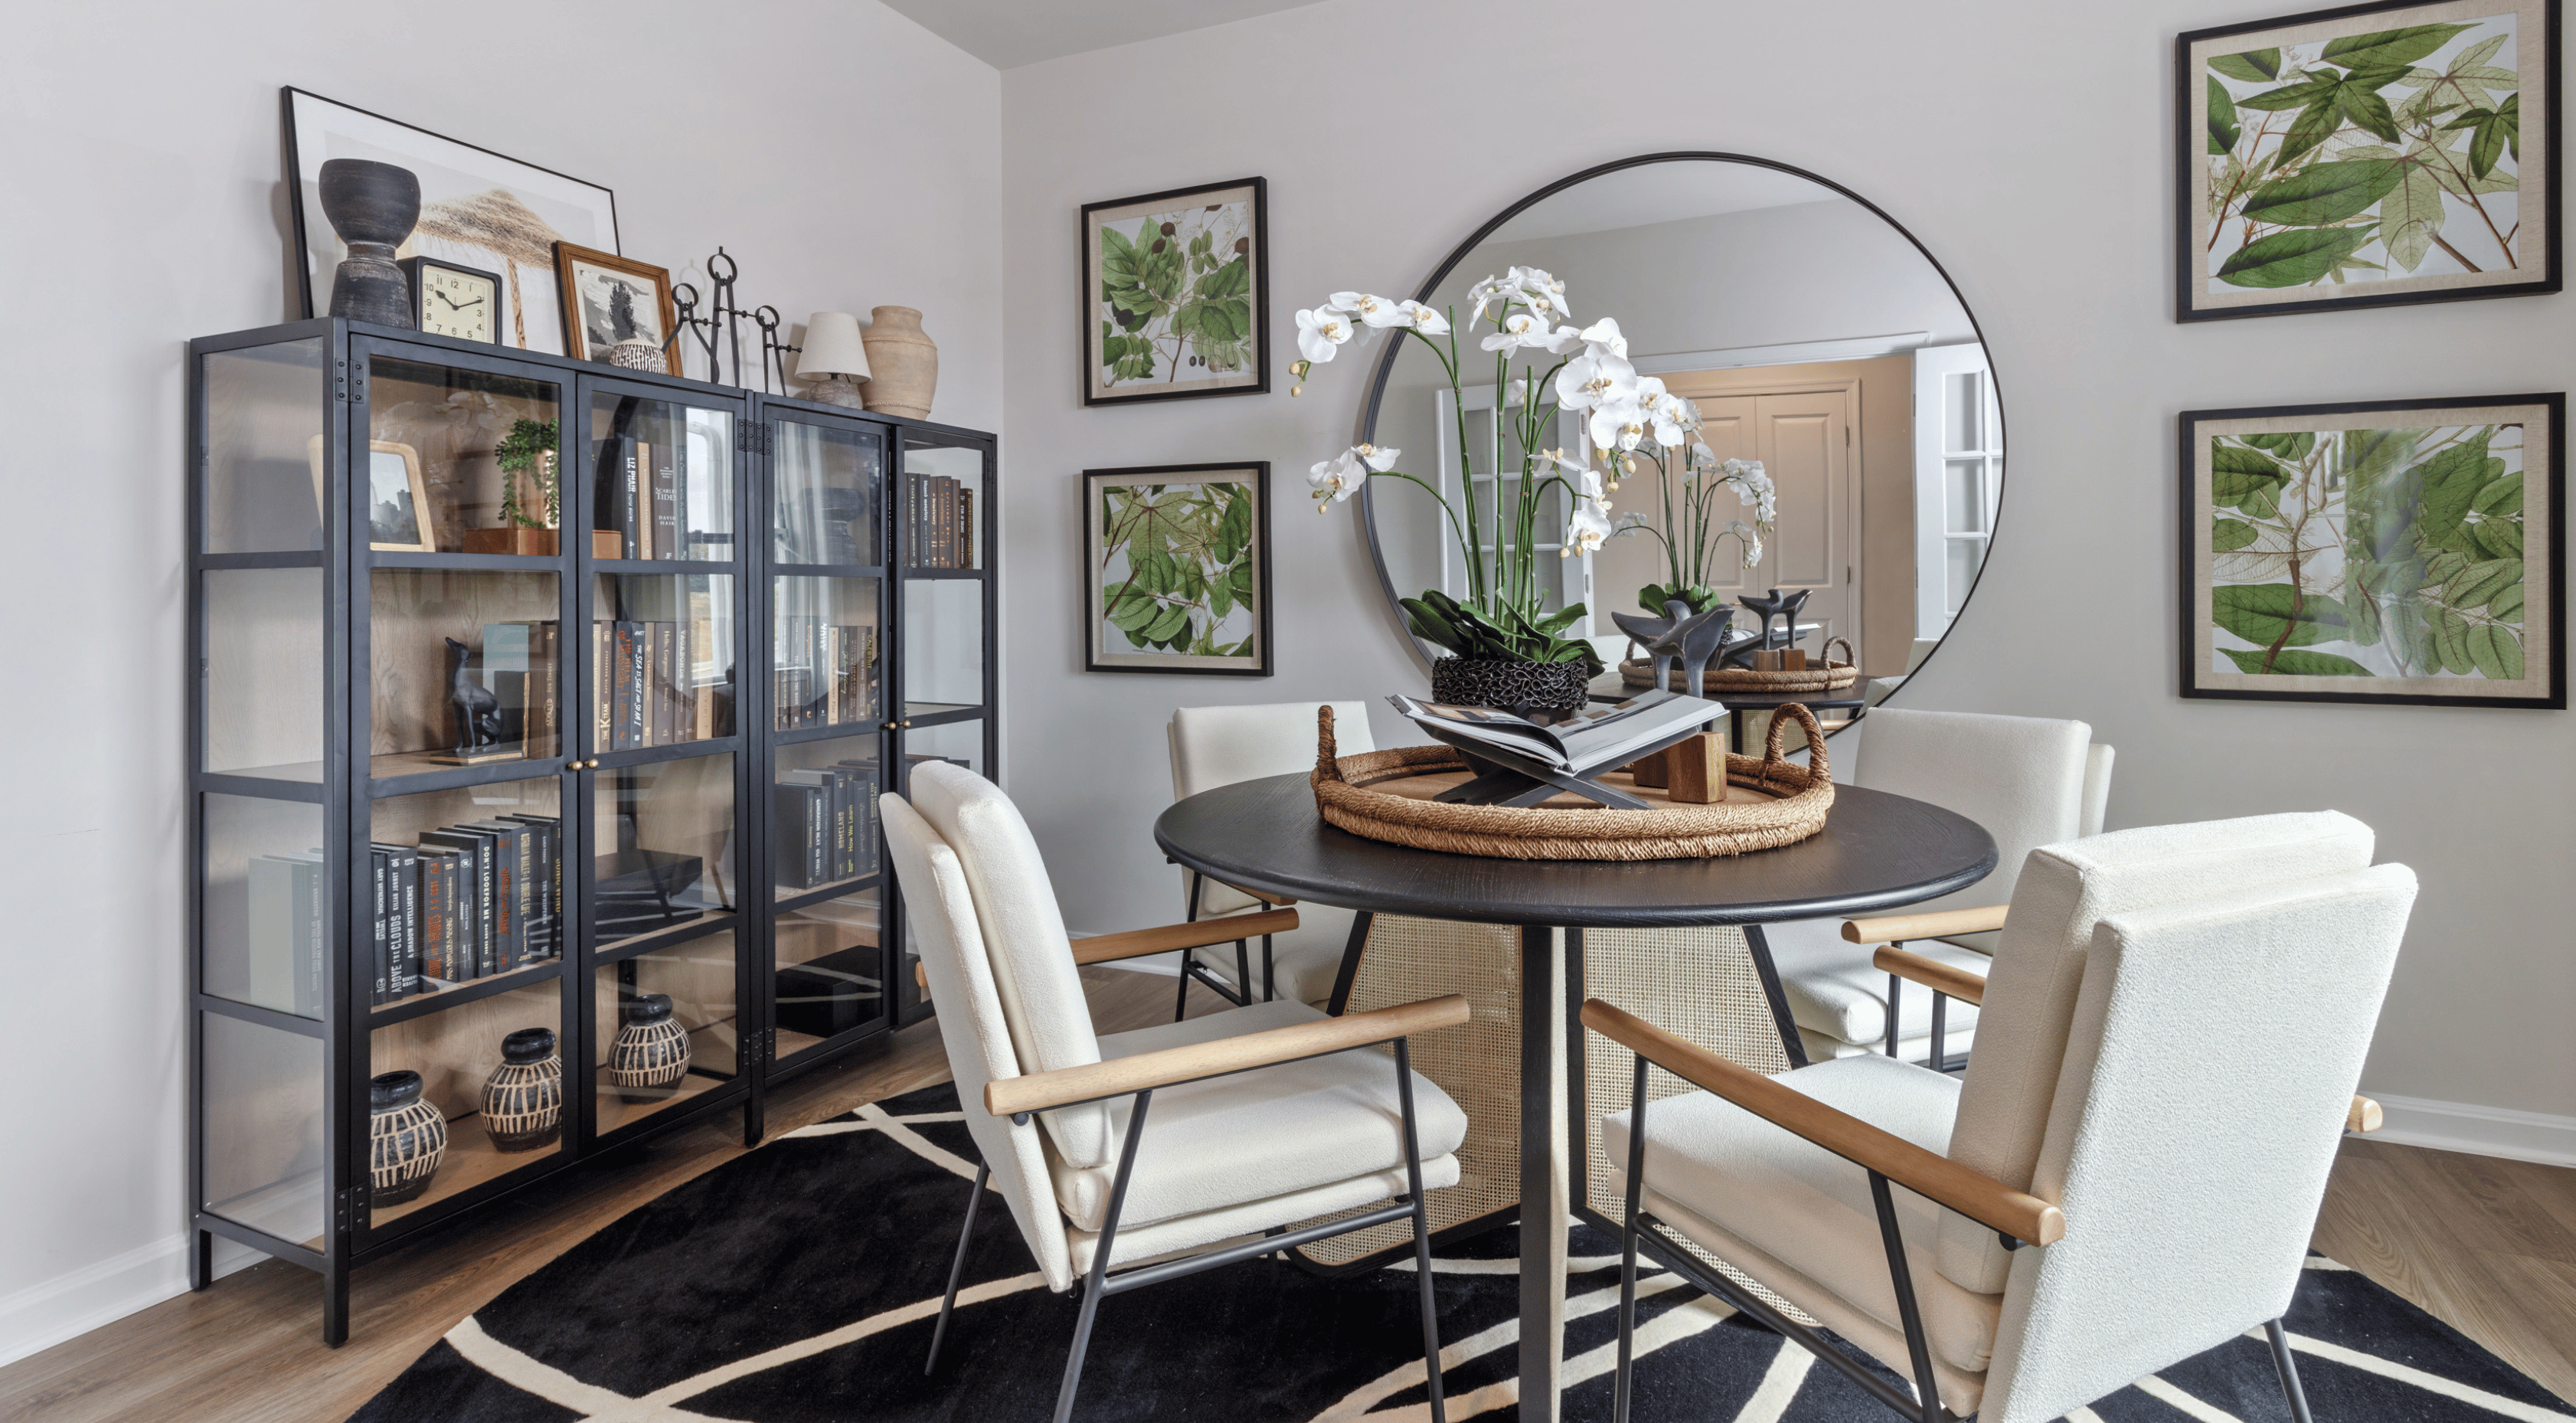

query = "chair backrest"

[1934,810,2375,1292]
[1854,708,2094,915]
[878,793,1076,1291]
[907,761,1120,1170]
[1980,862,2415,1423]
[1169,701,1375,915]
[2078,744,2114,838]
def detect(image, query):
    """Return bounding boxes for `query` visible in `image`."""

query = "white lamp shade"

[797,311,871,381]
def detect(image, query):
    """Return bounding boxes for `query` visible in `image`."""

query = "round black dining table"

[1155,771,1996,1423]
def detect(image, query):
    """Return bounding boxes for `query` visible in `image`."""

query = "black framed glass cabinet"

[186,318,997,1341]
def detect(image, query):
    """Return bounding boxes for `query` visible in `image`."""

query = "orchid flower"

[1466,275,1512,324]
[1479,309,1549,352]
[1295,306,1353,363]
[1576,317,1629,359]
[1634,377,1692,448]
[1335,292,1410,329]
[1725,518,1765,567]
[1554,345,1637,411]
[1540,324,1589,357]
[1587,397,1649,454]
[1510,266,1572,322]
[1308,449,1365,505]
[1354,443,1401,472]
[1394,300,1450,335]
[1563,497,1615,557]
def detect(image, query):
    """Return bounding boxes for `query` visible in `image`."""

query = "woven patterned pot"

[1428,656,1590,714]
[482,1027,564,1153]
[606,994,691,1104]
[369,1070,446,1206]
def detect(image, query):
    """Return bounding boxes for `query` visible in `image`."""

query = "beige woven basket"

[1309,703,1832,860]
[1621,635,1858,694]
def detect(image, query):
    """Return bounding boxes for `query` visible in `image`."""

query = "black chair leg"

[2266,1318,2316,1423]
[1613,1052,1650,1423]
[1885,969,1903,1058]
[1172,949,1192,1021]
[1261,933,1276,1002]
[925,1160,991,1375]
[1055,1090,1151,1423]
[1394,1039,1447,1423]
[1235,938,1251,1008]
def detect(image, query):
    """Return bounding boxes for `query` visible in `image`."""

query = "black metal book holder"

[1419,716,1720,810]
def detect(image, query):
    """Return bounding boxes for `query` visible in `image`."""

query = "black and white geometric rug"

[349,1084,2576,1422]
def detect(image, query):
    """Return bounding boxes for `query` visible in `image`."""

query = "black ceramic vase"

[606,994,691,1104]
[1430,656,1592,715]
[481,1027,564,1153]
[368,1069,446,1206]
[319,158,421,328]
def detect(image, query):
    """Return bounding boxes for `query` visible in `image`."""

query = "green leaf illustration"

[2242,431,2317,459]
[2490,581,2525,621]
[2237,74,2342,112]
[2218,224,2379,286]
[2381,157,2450,270]
[2209,76,2243,153]
[2212,583,2352,648]
[2408,432,2493,540]
[2464,623,2525,679]
[2472,471,2524,516]
[2430,607,2474,672]
[2470,517,2522,561]
[2446,558,2523,610]
[2211,48,2281,83]
[2240,159,2407,225]
[2212,517,2261,551]
[2221,647,2375,676]
[2321,23,2476,70]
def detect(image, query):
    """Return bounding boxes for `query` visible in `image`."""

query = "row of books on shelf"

[773,620,879,730]
[907,472,974,568]
[597,613,733,750]
[770,754,963,891]
[599,435,722,561]
[244,816,561,1016]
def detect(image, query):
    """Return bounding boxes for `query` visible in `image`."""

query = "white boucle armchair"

[1587,810,2413,1423]
[883,761,1469,1423]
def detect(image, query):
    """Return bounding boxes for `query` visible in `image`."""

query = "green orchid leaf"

[2213,583,2352,648]
[2212,517,2261,551]
[2221,647,2375,676]
[2217,224,2380,287]
[2211,48,2281,83]
[2240,159,2408,225]
[2321,23,2476,70]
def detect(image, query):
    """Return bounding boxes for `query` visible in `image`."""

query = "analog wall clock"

[401,256,503,343]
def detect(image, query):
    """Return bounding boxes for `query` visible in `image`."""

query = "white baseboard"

[0,1232,262,1370]
[2365,1091,2576,1167]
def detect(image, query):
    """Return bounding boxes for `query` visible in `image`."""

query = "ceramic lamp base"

[803,375,867,407]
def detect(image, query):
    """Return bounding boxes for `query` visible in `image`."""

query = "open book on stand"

[1387,688,1728,809]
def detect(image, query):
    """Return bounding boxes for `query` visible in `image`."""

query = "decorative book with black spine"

[651,442,680,564]
[465,822,529,971]
[368,847,390,1006]
[418,829,496,979]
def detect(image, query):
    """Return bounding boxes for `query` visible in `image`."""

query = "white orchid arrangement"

[1623,436,1777,617]
[1293,267,1774,663]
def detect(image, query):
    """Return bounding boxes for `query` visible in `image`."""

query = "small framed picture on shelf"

[2180,392,2563,707]
[307,437,436,551]
[1080,177,1268,405]
[552,242,681,375]
[2178,0,2561,321]
[1083,463,1273,676]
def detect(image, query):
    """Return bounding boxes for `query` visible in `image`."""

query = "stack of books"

[600,436,691,561]
[772,620,878,731]
[775,761,880,891]
[593,584,729,750]
[906,471,975,568]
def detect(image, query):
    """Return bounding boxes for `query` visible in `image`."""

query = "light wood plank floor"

[5,970,2571,1421]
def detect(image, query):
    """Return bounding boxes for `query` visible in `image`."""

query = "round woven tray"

[1621,636,1858,695]
[1309,704,1832,860]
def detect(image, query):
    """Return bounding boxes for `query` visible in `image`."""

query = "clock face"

[417,267,498,342]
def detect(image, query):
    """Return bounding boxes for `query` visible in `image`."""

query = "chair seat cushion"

[1764,917,1990,1045]
[1798,1024,1977,1065]
[1051,999,1469,1232]
[1600,1054,2001,1376]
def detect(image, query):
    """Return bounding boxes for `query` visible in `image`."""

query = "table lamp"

[796,311,871,407]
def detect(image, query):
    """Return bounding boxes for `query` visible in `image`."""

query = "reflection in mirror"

[1362,156,2000,687]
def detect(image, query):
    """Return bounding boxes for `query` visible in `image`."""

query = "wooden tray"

[1620,636,1858,694]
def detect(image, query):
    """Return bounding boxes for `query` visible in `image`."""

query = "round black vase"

[368,1069,446,1206]
[606,993,691,1105]
[319,158,420,328]
[481,1027,564,1153]
[1430,657,1592,715]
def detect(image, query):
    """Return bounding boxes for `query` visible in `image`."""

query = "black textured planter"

[319,158,420,328]
[368,1069,446,1206]
[1429,657,1591,715]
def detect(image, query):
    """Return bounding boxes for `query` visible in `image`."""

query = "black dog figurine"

[446,636,506,754]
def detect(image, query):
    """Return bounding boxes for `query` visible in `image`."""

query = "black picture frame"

[1080,178,1270,406]
[400,256,505,344]
[1083,463,1273,676]
[2179,392,2564,708]
[2177,0,2561,322]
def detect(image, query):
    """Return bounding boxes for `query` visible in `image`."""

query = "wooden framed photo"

[284,87,619,352]
[1084,464,1273,676]
[306,437,435,551]
[1081,178,1268,405]
[2180,393,2563,707]
[2179,0,2560,321]
[551,242,681,375]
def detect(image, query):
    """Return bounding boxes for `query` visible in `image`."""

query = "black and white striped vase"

[368,1070,446,1206]
[481,1027,564,1153]
[606,994,691,1104]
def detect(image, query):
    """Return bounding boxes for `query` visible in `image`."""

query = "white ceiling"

[1489,162,1842,244]
[881,0,1330,68]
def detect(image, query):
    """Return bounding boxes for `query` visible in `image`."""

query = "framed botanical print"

[2178,0,2561,320]
[1084,464,1273,676]
[2180,394,2563,706]
[284,87,619,353]
[1080,178,1269,405]
[551,243,681,375]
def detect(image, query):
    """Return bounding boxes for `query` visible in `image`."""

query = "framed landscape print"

[285,87,621,354]
[551,243,681,375]
[1081,178,1268,405]
[2181,394,2563,707]
[2177,0,2560,320]
[1084,464,1273,676]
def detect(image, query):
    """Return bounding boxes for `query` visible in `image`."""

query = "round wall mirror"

[1358,152,2002,706]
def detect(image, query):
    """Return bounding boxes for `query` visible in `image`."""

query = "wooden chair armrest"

[2349,1096,2382,1133]
[986,993,1470,1117]
[1069,908,1299,967]
[1872,945,1986,1007]
[1842,904,2010,944]
[1581,998,2063,1246]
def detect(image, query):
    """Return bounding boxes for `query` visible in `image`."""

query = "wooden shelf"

[593,1062,730,1137]
[207,1170,327,1253]
[370,1112,569,1231]
[370,957,564,1025]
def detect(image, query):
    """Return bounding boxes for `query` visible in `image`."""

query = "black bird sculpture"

[1735,587,1812,664]
[1617,600,1748,694]
[446,636,505,754]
